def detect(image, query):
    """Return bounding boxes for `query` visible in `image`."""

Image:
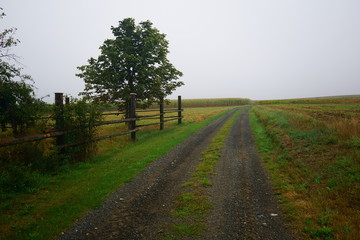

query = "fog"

[2,0,360,102]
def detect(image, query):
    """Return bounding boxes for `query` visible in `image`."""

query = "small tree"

[77,18,183,115]
[0,7,44,136]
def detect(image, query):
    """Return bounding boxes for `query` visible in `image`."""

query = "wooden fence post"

[55,93,65,151]
[178,95,182,124]
[160,97,164,130]
[130,93,137,140]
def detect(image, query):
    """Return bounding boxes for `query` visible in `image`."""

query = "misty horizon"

[2,0,359,103]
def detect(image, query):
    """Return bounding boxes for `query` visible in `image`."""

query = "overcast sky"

[2,0,360,102]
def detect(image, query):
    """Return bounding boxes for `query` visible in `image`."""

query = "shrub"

[0,165,44,198]
[56,98,102,164]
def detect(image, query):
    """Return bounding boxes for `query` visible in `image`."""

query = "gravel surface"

[204,108,296,240]
[58,108,296,240]
[58,109,237,240]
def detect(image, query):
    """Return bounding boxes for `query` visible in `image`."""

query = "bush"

[0,165,44,197]
[55,98,102,164]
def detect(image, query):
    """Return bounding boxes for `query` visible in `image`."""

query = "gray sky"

[2,0,360,102]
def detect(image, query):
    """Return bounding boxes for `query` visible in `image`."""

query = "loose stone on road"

[58,108,296,240]
[205,108,295,240]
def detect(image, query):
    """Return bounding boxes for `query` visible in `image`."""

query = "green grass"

[249,105,360,240]
[0,107,237,240]
[163,108,243,239]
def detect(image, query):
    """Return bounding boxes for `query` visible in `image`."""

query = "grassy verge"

[0,107,236,240]
[96,106,237,154]
[249,106,360,240]
[163,108,243,239]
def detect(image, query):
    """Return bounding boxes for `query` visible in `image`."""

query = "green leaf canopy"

[0,8,44,135]
[77,18,184,110]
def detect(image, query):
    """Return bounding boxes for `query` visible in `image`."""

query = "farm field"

[165,97,251,108]
[96,106,237,154]
[1,96,359,240]
[250,97,360,240]
[0,106,237,240]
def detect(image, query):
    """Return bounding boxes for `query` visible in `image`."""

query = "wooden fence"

[0,93,183,148]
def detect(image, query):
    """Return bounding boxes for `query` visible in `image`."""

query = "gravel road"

[58,108,296,240]
[204,109,295,240]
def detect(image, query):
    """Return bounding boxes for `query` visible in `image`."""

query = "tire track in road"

[58,109,238,240]
[205,108,296,240]
[59,107,296,240]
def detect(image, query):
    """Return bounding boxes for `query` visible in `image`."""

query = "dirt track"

[59,108,296,240]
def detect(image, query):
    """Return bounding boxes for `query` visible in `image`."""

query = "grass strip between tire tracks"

[162,108,243,239]
[0,108,238,240]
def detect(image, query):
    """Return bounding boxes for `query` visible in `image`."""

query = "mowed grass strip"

[163,108,243,240]
[249,105,360,240]
[0,107,236,240]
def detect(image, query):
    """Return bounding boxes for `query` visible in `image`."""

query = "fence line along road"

[0,93,183,148]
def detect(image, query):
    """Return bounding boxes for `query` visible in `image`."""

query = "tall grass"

[250,105,360,240]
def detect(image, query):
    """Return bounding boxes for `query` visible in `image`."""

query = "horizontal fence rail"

[0,94,183,149]
[0,131,66,147]
[58,128,141,149]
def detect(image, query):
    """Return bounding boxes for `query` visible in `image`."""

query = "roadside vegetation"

[163,108,243,239]
[96,106,236,154]
[250,97,360,240]
[0,105,237,240]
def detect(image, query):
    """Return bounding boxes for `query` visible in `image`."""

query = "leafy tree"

[0,9,19,60]
[0,7,44,135]
[77,18,184,114]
